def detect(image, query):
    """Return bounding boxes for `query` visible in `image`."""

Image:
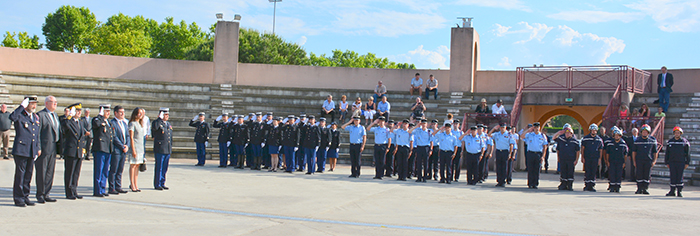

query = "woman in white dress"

[128,108,145,192]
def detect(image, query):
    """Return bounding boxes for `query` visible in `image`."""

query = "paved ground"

[0,157,698,236]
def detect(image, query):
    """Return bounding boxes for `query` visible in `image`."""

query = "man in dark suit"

[62,103,86,199]
[10,96,41,207]
[109,105,130,194]
[81,108,92,161]
[92,104,114,197]
[152,108,173,190]
[35,95,60,203]
[57,107,69,159]
[657,66,674,113]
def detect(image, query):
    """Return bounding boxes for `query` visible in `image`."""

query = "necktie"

[51,112,59,140]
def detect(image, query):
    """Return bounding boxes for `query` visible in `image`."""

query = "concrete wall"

[213,20,239,84]
[475,70,516,93]
[0,47,213,83]
[237,63,450,92]
[645,68,700,94]
[449,27,479,92]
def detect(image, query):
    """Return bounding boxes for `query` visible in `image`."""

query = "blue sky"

[1,0,699,70]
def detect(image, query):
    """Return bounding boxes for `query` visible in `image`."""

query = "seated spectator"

[425,75,438,100]
[410,97,426,123]
[410,73,423,97]
[630,108,640,128]
[492,99,507,115]
[373,81,387,102]
[338,95,349,122]
[639,103,650,117]
[444,113,453,126]
[320,95,336,122]
[351,97,363,118]
[364,97,376,126]
[377,96,391,120]
[618,104,629,129]
[654,106,665,118]
[475,98,491,113]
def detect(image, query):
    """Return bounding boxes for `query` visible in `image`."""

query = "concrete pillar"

[449,27,480,93]
[213,20,240,84]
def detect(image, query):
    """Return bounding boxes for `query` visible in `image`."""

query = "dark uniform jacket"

[280,123,299,147]
[213,120,230,143]
[189,120,210,143]
[581,134,604,159]
[555,134,580,162]
[329,129,341,150]
[318,126,331,148]
[605,139,628,164]
[230,123,249,146]
[9,106,41,159]
[632,136,657,162]
[665,137,690,164]
[622,136,636,158]
[300,124,321,149]
[265,125,282,147]
[62,118,85,159]
[247,121,266,145]
[91,115,114,154]
[151,117,173,154]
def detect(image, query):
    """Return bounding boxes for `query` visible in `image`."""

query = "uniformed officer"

[262,112,274,169]
[385,120,397,177]
[409,119,432,182]
[581,124,604,191]
[342,116,366,178]
[266,117,283,172]
[392,120,413,181]
[10,96,41,207]
[460,126,485,185]
[213,113,230,168]
[245,113,256,168]
[231,115,249,169]
[450,119,464,182]
[554,127,580,191]
[316,117,331,173]
[665,126,690,197]
[367,116,391,180]
[190,112,210,166]
[489,123,514,187]
[295,114,307,171]
[407,122,418,179]
[300,115,321,174]
[522,122,547,189]
[92,104,114,197]
[507,126,519,184]
[428,119,440,180]
[632,124,657,194]
[152,108,173,190]
[281,116,299,173]
[433,123,460,184]
[247,112,267,170]
[605,127,628,193]
[327,122,341,172]
[62,103,87,199]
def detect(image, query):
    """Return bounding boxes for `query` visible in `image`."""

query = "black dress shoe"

[446,181,451,184]
[195,164,204,166]
[93,194,104,197]
[117,189,128,194]
[373,177,382,180]
[76,195,83,199]
[45,197,57,202]
[162,186,169,190]
[3,156,8,159]
[349,175,355,178]
[218,165,226,168]
[66,196,77,200]
[155,187,164,190]
[439,179,446,183]
[305,172,312,175]
[25,200,35,206]
[15,202,26,207]
[108,191,119,195]
[36,198,46,204]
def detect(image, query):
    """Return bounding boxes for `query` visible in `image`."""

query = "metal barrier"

[600,116,665,152]
[462,113,511,131]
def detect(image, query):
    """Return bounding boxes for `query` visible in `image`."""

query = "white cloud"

[547,10,645,23]
[332,10,447,37]
[555,25,581,46]
[626,0,700,32]
[498,57,512,67]
[493,24,512,37]
[492,22,553,44]
[554,25,626,64]
[297,36,307,46]
[389,45,450,69]
[455,0,531,12]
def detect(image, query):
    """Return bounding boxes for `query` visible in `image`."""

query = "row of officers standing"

[192,111,690,196]
[9,95,174,207]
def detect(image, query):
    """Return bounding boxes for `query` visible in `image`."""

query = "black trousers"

[13,156,34,204]
[451,148,462,181]
[608,162,624,186]
[478,152,489,180]
[429,146,439,177]
[320,109,336,122]
[465,152,480,184]
[669,162,685,187]
[560,159,575,183]
[439,150,453,181]
[64,157,83,198]
[495,150,509,185]
[385,144,396,176]
[635,160,652,190]
[349,144,362,177]
[35,151,56,199]
[85,137,93,158]
[396,146,410,180]
[408,147,417,177]
[374,144,387,178]
[415,146,430,180]
[507,152,515,182]
[526,151,543,187]
[584,157,599,186]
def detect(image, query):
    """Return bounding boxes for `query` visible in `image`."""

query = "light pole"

[269,0,282,34]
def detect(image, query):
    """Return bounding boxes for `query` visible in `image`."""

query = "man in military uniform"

[460,126,485,185]
[581,124,604,192]
[213,113,230,168]
[245,113,256,168]
[665,126,690,197]
[605,127,627,193]
[316,117,331,173]
[295,114,307,171]
[190,112,210,166]
[152,108,173,190]
[247,112,266,170]
[281,116,299,173]
[62,103,87,199]
[522,122,547,189]
[342,116,366,178]
[231,115,249,169]
[392,120,412,181]
[554,126,580,191]
[36,95,60,203]
[489,123,514,187]
[300,115,321,174]
[262,112,274,169]
[409,119,432,182]
[367,116,391,180]
[632,124,657,194]
[92,104,114,197]
[10,96,41,207]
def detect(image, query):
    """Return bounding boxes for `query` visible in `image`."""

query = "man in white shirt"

[321,95,336,122]
[492,99,507,115]
[410,73,423,97]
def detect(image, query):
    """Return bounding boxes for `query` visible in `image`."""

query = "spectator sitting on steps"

[410,73,423,97]
[425,75,438,100]
[351,97,363,118]
[373,81,387,103]
[320,95,336,123]
[475,98,491,113]
[338,95,348,123]
[377,96,391,121]
[364,97,376,126]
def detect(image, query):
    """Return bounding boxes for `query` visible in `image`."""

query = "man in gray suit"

[108,105,130,194]
[36,95,60,203]
[81,108,92,161]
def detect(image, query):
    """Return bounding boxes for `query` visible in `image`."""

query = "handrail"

[650,116,665,154]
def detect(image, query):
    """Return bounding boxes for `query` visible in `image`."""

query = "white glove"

[20,98,29,108]
[294,147,298,152]
[192,115,198,121]
[227,141,231,147]
[69,107,76,117]
[216,115,222,122]
[158,111,164,119]
[99,107,104,116]
[261,143,266,148]
[205,141,209,147]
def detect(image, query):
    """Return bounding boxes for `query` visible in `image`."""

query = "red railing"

[651,116,665,153]
[461,113,511,131]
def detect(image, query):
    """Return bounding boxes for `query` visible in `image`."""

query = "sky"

[1,0,699,70]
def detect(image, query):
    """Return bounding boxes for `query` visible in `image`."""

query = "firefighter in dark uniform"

[62,103,87,199]
[189,112,210,166]
[554,126,580,191]
[152,108,173,190]
[281,116,300,173]
[632,124,657,195]
[316,117,331,173]
[247,112,266,170]
[581,124,604,192]
[605,127,627,193]
[665,126,690,197]
[10,96,41,207]
[231,115,249,169]
[213,113,230,168]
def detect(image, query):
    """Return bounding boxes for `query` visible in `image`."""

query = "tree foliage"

[1,32,18,48]
[2,31,41,49]
[42,5,97,52]
[238,28,309,65]
[309,50,415,69]
[88,13,153,57]
[150,17,206,59]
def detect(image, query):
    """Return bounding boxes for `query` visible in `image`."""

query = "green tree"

[42,5,98,52]
[150,17,206,59]
[309,49,415,69]
[17,32,41,49]
[88,13,152,57]
[238,28,309,65]
[1,31,18,48]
